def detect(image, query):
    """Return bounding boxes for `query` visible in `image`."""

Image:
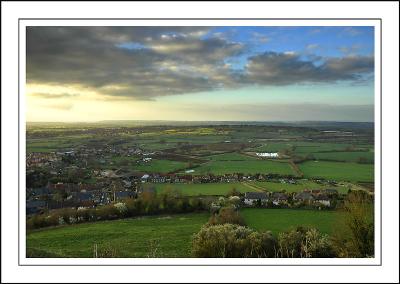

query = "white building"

[256,152,279,158]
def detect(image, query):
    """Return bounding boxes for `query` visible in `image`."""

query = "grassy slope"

[27,213,209,258]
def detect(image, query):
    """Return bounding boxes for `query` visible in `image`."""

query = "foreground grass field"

[241,208,345,236]
[27,209,348,258]
[27,213,209,258]
[298,161,374,182]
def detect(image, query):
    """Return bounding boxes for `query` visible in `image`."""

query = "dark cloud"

[244,52,374,85]
[26,27,374,100]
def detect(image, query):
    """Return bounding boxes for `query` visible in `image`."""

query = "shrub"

[331,191,374,257]
[114,202,128,217]
[192,224,277,257]
[208,207,246,226]
[276,226,335,258]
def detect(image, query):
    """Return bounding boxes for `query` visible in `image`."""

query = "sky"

[26,26,375,122]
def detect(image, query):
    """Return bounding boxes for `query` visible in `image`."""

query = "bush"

[331,191,374,257]
[208,207,246,226]
[114,202,128,217]
[192,224,277,257]
[276,226,335,258]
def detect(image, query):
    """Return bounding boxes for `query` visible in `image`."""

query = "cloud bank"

[26,26,374,100]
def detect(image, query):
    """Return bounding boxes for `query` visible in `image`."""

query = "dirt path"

[241,182,266,192]
[289,160,303,177]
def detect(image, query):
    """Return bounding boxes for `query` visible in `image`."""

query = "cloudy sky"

[26,26,374,122]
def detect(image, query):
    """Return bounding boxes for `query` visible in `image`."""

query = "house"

[141,174,150,183]
[294,192,314,203]
[314,194,331,207]
[244,192,268,206]
[324,188,339,196]
[271,192,289,206]
[114,191,136,201]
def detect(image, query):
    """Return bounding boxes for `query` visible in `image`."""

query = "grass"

[251,180,349,194]
[313,151,374,163]
[27,213,209,258]
[241,208,345,236]
[298,161,374,182]
[135,159,190,173]
[27,209,348,258]
[207,152,259,161]
[149,182,253,196]
[192,160,295,175]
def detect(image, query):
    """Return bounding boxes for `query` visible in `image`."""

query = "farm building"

[314,194,331,206]
[256,152,279,158]
[271,192,289,206]
[244,192,268,206]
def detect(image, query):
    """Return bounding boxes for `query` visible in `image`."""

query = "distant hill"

[27,120,374,131]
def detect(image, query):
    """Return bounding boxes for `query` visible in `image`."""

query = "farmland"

[190,160,295,175]
[299,161,374,182]
[250,180,349,194]
[241,208,345,236]
[148,182,254,196]
[26,121,375,258]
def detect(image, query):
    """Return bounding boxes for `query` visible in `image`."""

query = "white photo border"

[18,18,382,267]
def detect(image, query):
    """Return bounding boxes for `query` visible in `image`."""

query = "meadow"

[251,180,349,194]
[312,151,374,163]
[299,161,374,182]
[27,213,209,258]
[135,159,190,173]
[191,160,295,176]
[27,209,346,257]
[241,208,345,236]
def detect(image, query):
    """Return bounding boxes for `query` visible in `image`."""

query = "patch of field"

[135,159,189,173]
[252,180,349,194]
[27,213,209,258]
[313,151,374,163]
[298,161,374,182]
[192,160,296,175]
[253,142,293,152]
[207,152,259,161]
[149,182,251,196]
[241,208,345,236]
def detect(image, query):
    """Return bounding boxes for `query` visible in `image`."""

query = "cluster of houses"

[244,188,338,207]
[26,152,60,167]
[26,180,138,215]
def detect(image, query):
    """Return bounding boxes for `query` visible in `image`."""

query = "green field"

[207,152,259,161]
[241,208,345,236]
[27,209,348,257]
[191,160,295,175]
[135,159,190,173]
[313,151,374,163]
[149,182,254,196]
[251,180,349,194]
[299,161,374,182]
[27,213,209,258]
